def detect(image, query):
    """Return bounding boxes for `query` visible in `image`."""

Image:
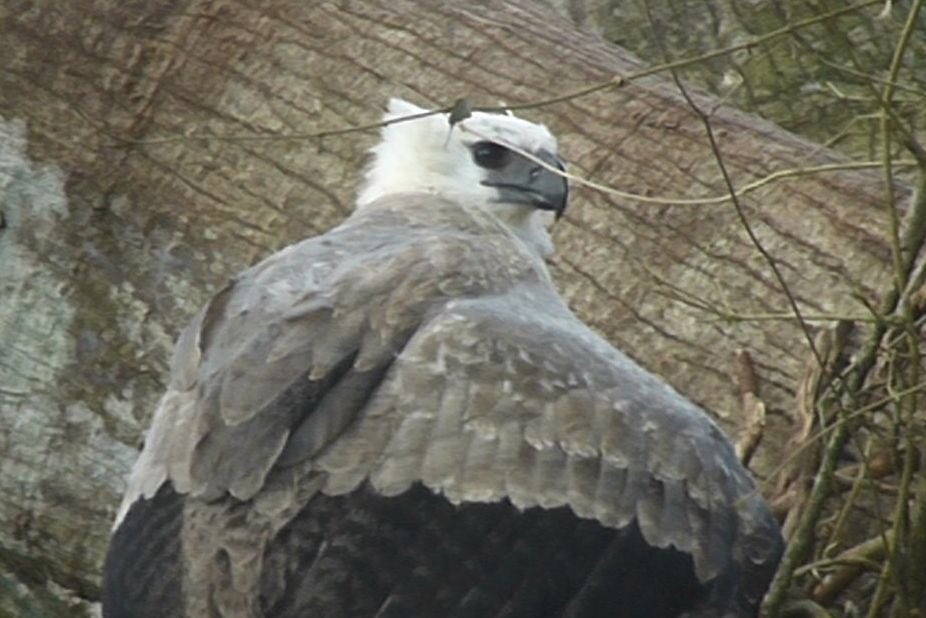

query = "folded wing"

[115,195,781,615]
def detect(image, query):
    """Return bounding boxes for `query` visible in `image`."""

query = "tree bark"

[0,1,909,614]
[541,0,926,163]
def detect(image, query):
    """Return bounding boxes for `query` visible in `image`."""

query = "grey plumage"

[105,101,782,618]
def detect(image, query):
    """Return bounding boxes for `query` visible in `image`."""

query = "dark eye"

[472,141,511,169]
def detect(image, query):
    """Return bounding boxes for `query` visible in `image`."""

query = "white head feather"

[357,98,562,256]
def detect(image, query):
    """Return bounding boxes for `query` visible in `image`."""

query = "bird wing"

[119,193,780,604]
[322,284,782,592]
[118,194,541,513]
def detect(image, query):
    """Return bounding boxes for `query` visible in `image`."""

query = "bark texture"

[0,1,908,614]
[542,0,926,159]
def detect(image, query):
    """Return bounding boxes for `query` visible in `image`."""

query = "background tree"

[0,1,922,615]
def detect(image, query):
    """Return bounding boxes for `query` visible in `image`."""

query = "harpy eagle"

[103,98,783,617]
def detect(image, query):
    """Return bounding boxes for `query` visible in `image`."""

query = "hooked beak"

[482,151,569,220]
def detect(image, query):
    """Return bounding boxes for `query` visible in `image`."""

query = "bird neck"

[488,202,555,260]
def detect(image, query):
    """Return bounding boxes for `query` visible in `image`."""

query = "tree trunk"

[541,0,926,159]
[0,1,909,614]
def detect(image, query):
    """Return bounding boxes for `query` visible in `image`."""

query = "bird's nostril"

[529,167,542,179]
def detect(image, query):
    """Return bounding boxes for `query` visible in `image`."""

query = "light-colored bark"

[0,1,911,614]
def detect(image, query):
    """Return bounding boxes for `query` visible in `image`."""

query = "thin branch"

[817,57,926,99]
[758,382,926,505]
[800,7,926,165]
[825,438,874,554]
[733,349,767,467]
[640,3,823,369]
[780,599,836,618]
[879,0,924,298]
[110,104,465,146]
[462,122,916,207]
[812,533,892,605]
[558,159,911,207]
[109,0,884,149]
[701,312,879,325]
[766,180,926,616]
[532,0,883,87]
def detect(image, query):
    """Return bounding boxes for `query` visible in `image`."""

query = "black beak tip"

[530,190,567,220]
[556,188,568,221]
[552,182,568,221]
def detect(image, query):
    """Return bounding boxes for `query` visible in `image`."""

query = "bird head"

[357,98,568,255]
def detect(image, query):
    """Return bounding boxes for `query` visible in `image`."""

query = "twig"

[551,159,910,207]
[767,194,926,615]
[733,349,766,467]
[109,0,883,149]
[868,5,926,612]
[639,3,823,369]
[806,10,926,165]
[762,341,915,615]
[812,533,892,605]
[508,0,884,101]
[701,312,879,325]
[879,0,923,298]
[764,389,859,614]
[462,120,917,209]
[763,2,926,609]
[759,382,926,507]
[817,57,926,99]
[780,599,835,618]
[110,104,465,146]
[649,277,882,324]
[832,472,898,495]
[826,438,872,550]
[907,160,926,600]
[775,327,844,542]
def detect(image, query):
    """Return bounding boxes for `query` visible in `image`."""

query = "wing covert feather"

[118,195,780,609]
[332,285,782,589]
[119,196,547,519]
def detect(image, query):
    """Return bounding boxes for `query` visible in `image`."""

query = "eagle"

[103,98,783,617]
